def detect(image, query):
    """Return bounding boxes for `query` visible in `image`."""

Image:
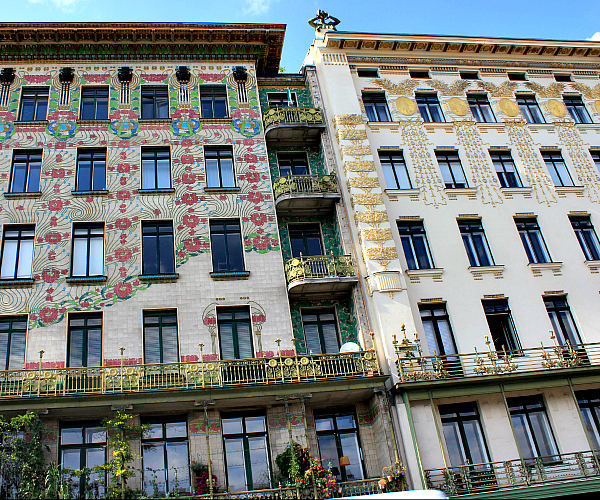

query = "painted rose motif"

[141,73,168,82]
[247,192,265,204]
[203,317,216,325]
[45,232,62,244]
[181,173,196,184]
[250,213,267,226]
[114,282,133,299]
[115,248,133,262]
[38,307,59,325]
[181,193,198,205]
[24,74,51,84]
[117,163,131,173]
[180,154,194,164]
[51,168,66,179]
[48,200,64,211]
[114,218,132,230]
[182,215,199,228]
[116,190,131,201]
[41,269,61,283]
[183,238,208,252]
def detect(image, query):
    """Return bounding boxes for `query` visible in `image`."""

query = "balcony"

[284,254,358,297]
[425,451,600,497]
[263,107,325,143]
[273,174,340,216]
[0,350,380,400]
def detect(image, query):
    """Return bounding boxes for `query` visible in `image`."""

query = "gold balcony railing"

[263,106,323,129]
[394,330,598,383]
[0,350,380,400]
[273,174,338,200]
[284,254,356,285]
[425,450,600,496]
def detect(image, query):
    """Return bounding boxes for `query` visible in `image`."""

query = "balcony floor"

[265,123,325,144]
[287,275,359,297]
[275,192,341,216]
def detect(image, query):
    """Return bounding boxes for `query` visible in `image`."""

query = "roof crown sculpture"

[308,10,340,32]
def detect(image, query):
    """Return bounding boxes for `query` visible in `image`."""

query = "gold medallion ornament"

[395,96,416,116]
[595,101,600,115]
[547,99,567,118]
[448,97,469,116]
[498,98,519,117]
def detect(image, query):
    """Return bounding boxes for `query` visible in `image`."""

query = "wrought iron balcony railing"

[263,106,323,129]
[0,350,380,400]
[273,174,338,201]
[425,450,600,496]
[284,254,356,285]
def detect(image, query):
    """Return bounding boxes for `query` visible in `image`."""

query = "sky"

[1,0,599,73]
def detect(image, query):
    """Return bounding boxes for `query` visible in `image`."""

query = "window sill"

[575,123,600,132]
[405,268,443,284]
[15,120,48,126]
[138,273,179,282]
[524,123,553,132]
[367,121,399,131]
[204,187,240,194]
[585,260,600,273]
[385,188,420,201]
[138,118,172,124]
[78,119,111,125]
[210,271,250,281]
[137,188,175,195]
[445,187,477,200]
[4,191,42,199]
[528,262,563,277]
[476,123,506,132]
[468,265,505,280]
[501,187,533,199]
[66,276,107,284]
[72,190,109,197]
[424,122,453,132]
[200,118,231,123]
[555,186,585,198]
[0,278,35,287]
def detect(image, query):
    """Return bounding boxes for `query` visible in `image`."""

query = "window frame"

[418,303,459,357]
[514,217,551,264]
[570,215,600,261]
[140,85,169,120]
[288,222,324,258]
[459,71,480,80]
[416,92,445,123]
[199,85,228,119]
[482,299,521,353]
[379,150,412,189]
[466,93,496,123]
[67,312,103,368]
[79,86,109,121]
[141,220,175,276]
[276,151,310,177]
[490,150,522,188]
[356,68,379,78]
[541,150,574,187]
[18,87,49,122]
[397,220,434,270]
[543,295,582,346]
[300,307,341,354]
[266,91,298,108]
[205,146,236,189]
[9,149,42,194]
[70,223,105,278]
[0,225,35,280]
[591,150,600,174]
[362,91,392,122]
[0,316,27,370]
[435,150,468,189]
[457,219,494,267]
[142,309,179,364]
[75,148,107,192]
[576,390,600,450]
[563,95,592,124]
[516,94,545,124]
[209,219,245,272]
[217,306,254,360]
[141,147,172,190]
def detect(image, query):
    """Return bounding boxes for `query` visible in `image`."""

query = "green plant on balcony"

[190,462,218,495]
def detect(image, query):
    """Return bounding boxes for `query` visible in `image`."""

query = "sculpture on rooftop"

[308,10,340,31]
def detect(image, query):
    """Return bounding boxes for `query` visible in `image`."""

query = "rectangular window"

[210,220,244,272]
[205,146,235,188]
[544,296,582,346]
[357,68,379,78]
[591,151,600,174]
[435,151,468,189]
[467,93,495,123]
[397,220,434,270]
[142,420,190,496]
[267,92,297,107]
[80,86,109,120]
[379,151,412,189]
[458,219,494,267]
[289,223,323,257]
[459,71,479,80]
[409,69,430,79]
[515,218,551,264]
[60,424,106,498]
[315,412,365,482]
[19,87,48,121]
[71,224,104,277]
[143,310,178,364]
[277,152,309,177]
[10,150,42,193]
[362,92,391,122]
[576,390,600,450]
[141,221,175,275]
[554,73,572,82]
[75,149,106,192]
[490,151,522,188]
[200,86,228,118]
[564,95,592,124]
[67,313,102,367]
[440,403,490,467]
[419,304,458,357]
[541,150,574,187]
[516,94,545,123]
[0,226,34,280]
[570,215,600,261]
[0,316,27,370]
[507,396,559,462]
[218,307,253,359]
[302,308,340,354]
[141,86,169,119]
[416,93,445,123]
[222,414,270,491]
[508,72,527,81]
[482,299,520,352]
[141,147,171,190]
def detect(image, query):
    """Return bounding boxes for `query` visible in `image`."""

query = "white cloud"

[244,0,272,15]
[587,32,600,41]
[27,0,81,12]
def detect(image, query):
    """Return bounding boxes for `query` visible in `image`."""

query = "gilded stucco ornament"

[547,99,567,118]
[395,96,416,116]
[428,79,470,97]
[570,83,600,99]
[498,98,519,117]
[373,78,418,97]
[595,101,600,114]
[448,97,469,116]
[476,81,518,97]
[525,82,564,98]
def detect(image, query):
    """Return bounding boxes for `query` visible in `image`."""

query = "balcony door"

[289,224,323,258]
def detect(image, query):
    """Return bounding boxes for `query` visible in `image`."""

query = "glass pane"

[236,320,253,359]
[89,236,104,276]
[321,323,339,354]
[413,235,432,269]
[317,434,340,478]
[463,420,489,464]
[161,325,178,362]
[222,417,243,435]
[87,329,102,367]
[245,416,266,434]
[157,158,171,188]
[1,240,17,278]
[206,158,220,187]
[72,238,88,276]
[443,422,467,467]
[511,414,536,459]
[93,161,106,191]
[61,448,81,469]
[226,232,244,271]
[166,422,187,439]
[16,239,33,278]
[529,411,558,458]
[220,159,235,187]
[61,427,83,445]
[166,442,190,492]
[304,324,322,355]
[437,319,457,356]
[27,163,41,192]
[77,161,92,191]
[142,159,157,189]
[248,436,270,489]
[143,233,158,275]
[340,433,364,480]
[86,427,106,444]
[144,423,163,440]
[68,329,84,367]
[144,326,161,364]
[220,324,235,360]
[8,331,26,370]
[225,439,247,492]
[315,417,334,432]
[143,443,166,495]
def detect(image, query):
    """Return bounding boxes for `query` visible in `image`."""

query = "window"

[143,310,178,364]
[80,86,109,120]
[541,150,574,187]
[515,218,551,264]
[508,72,527,81]
[409,69,430,79]
[142,420,190,496]
[490,151,521,188]
[205,147,235,188]
[554,73,572,82]
[200,86,228,118]
[419,304,458,357]
[570,216,600,261]
[75,149,106,192]
[467,93,495,123]
[277,152,309,177]
[516,94,545,124]
[435,151,468,188]
[218,307,253,359]
[67,313,102,367]
[576,390,600,450]
[60,424,106,498]
[458,219,494,267]
[564,95,592,124]
[0,316,27,370]
[71,224,104,278]
[544,296,582,346]
[10,150,42,194]
[482,299,520,352]
[222,414,270,491]
[357,68,378,78]
[289,223,323,257]
[18,87,48,121]
[141,147,171,190]
[141,221,175,275]
[397,220,434,270]
[302,309,340,354]
[0,226,34,280]
[416,93,444,123]
[507,396,559,462]
[210,220,244,272]
[267,92,297,107]
[379,151,412,189]
[440,403,490,467]
[362,92,391,122]
[141,86,169,119]
[591,151,600,174]
[315,412,364,482]
[459,71,479,80]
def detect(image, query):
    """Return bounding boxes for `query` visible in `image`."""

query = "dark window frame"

[18,87,49,122]
[10,149,42,194]
[379,150,412,189]
[266,91,298,107]
[508,72,527,81]
[141,85,169,120]
[141,147,172,190]
[0,316,27,370]
[515,218,551,264]
[71,223,104,278]
[397,220,434,270]
[419,303,459,357]
[554,74,572,82]
[416,92,445,123]
[362,91,392,122]
[482,299,521,353]
[544,295,582,346]
[467,93,496,123]
[0,225,35,280]
[591,150,600,174]
[80,86,109,121]
[570,215,600,261]
[141,220,175,276]
[209,219,245,272]
[301,308,340,354]
[490,150,522,188]
[576,390,600,450]
[205,146,236,188]
[142,310,179,364]
[458,219,494,267]
[435,150,468,189]
[217,306,253,360]
[288,222,324,258]
[563,95,592,124]
[276,151,309,177]
[200,85,228,119]
[67,313,103,368]
[75,148,107,192]
[541,150,574,187]
[459,71,480,80]
[357,68,379,78]
[409,69,430,79]
[516,94,545,124]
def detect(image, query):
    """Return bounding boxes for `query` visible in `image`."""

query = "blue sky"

[4,0,600,72]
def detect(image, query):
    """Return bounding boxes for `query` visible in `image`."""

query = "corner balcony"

[263,107,325,144]
[273,174,340,216]
[284,254,358,297]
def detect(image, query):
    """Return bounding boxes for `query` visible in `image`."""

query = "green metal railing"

[273,174,338,201]
[263,107,323,129]
[284,254,356,285]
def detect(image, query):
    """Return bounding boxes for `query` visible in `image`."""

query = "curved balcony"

[284,254,358,297]
[273,174,340,216]
[263,106,325,143]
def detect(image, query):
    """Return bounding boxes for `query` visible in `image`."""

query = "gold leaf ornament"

[448,97,469,116]
[595,101,600,114]
[547,99,567,118]
[395,96,416,116]
[498,98,519,117]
